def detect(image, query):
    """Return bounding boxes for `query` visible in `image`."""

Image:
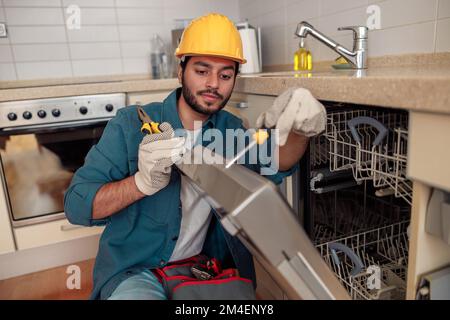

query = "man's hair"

[179,56,239,78]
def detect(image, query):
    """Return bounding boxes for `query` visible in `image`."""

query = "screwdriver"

[225,129,269,168]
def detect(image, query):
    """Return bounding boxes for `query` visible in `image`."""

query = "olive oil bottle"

[294,38,312,71]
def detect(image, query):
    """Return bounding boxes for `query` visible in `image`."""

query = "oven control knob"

[23,111,32,120]
[52,109,61,117]
[105,104,114,112]
[37,110,47,118]
[7,112,17,121]
[79,106,88,115]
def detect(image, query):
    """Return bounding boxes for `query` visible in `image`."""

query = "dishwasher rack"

[312,188,410,245]
[323,108,411,204]
[299,104,413,300]
[316,221,409,300]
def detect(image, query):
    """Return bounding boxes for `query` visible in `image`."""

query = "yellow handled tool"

[137,106,161,134]
[225,129,269,168]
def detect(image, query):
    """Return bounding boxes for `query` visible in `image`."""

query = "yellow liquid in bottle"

[294,48,312,71]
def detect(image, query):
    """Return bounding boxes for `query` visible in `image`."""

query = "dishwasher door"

[176,147,350,300]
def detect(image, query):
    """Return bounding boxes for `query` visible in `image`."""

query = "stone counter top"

[235,65,450,115]
[1,55,450,115]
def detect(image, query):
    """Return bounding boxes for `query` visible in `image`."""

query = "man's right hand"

[134,122,185,196]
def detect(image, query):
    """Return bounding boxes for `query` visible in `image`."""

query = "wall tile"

[63,8,117,25]
[258,6,285,29]
[261,25,286,66]
[439,0,450,19]
[69,42,121,60]
[61,0,115,8]
[16,61,72,79]
[435,17,450,52]
[72,59,122,76]
[67,25,119,42]
[163,5,210,26]
[116,0,165,7]
[318,6,368,37]
[121,41,151,58]
[0,0,243,80]
[117,8,164,25]
[208,0,240,22]
[8,26,67,43]
[368,21,435,56]
[0,63,16,80]
[0,45,13,62]
[119,25,170,43]
[256,0,285,17]
[320,0,368,16]
[3,0,61,7]
[5,8,64,26]
[123,57,150,74]
[239,0,260,20]
[13,43,70,61]
[286,0,321,25]
[375,0,437,29]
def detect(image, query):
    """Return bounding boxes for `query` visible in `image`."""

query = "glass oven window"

[0,125,104,222]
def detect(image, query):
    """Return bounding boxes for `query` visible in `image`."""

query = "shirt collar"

[162,87,217,130]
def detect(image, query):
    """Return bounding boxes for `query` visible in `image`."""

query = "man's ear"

[177,64,182,84]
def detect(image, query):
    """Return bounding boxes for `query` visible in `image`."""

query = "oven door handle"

[60,224,85,231]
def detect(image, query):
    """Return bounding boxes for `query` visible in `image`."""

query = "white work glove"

[256,87,326,145]
[134,122,186,196]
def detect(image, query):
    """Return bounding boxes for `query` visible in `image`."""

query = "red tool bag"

[152,255,256,300]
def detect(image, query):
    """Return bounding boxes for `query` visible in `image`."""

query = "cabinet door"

[226,92,276,128]
[408,112,450,192]
[0,173,16,254]
[13,218,104,250]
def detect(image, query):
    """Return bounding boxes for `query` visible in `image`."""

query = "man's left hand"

[256,87,327,145]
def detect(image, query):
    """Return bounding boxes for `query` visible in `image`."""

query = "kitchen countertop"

[235,64,450,115]
[1,53,450,115]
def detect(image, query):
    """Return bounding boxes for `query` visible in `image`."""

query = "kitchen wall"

[239,0,450,67]
[1,0,449,81]
[0,0,239,81]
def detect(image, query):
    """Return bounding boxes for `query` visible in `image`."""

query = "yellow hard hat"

[175,13,246,64]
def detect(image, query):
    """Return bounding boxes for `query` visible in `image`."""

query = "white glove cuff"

[134,172,156,196]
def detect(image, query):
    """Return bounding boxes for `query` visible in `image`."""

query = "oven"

[0,93,126,227]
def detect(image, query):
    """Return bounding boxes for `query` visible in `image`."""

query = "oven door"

[0,120,107,227]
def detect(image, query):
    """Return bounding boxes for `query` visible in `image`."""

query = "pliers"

[137,106,161,135]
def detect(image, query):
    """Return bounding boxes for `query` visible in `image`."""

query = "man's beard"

[181,76,232,116]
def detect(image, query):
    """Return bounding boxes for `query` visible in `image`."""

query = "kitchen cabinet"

[0,182,15,254]
[13,218,103,250]
[127,90,173,106]
[227,91,450,300]
[406,111,450,299]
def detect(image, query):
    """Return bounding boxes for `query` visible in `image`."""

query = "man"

[64,13,326,300]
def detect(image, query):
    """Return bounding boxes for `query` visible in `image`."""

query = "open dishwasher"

[177,99,412,300]
[294,103,412,300]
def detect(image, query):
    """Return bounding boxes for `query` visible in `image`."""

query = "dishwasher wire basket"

[323,109,411,204]
[312,188,410,245]
[316,221,409,300]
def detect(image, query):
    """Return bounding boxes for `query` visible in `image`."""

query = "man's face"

[178,56,237,116]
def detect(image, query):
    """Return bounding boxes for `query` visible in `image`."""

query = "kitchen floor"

[0,259,94,300]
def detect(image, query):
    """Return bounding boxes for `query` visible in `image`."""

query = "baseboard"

[0,234,100,280]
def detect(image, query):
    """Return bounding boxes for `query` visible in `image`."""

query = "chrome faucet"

[295,21,368,69]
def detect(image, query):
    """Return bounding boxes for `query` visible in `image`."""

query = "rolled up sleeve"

[64,110,130,226]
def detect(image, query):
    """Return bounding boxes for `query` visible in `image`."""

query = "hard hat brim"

[176,52,247,64]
